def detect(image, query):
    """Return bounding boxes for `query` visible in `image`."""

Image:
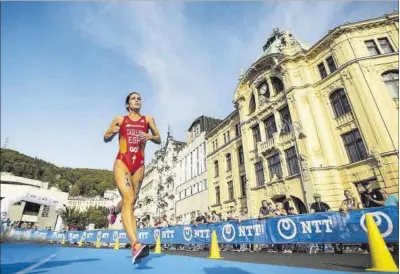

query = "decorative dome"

[235,28,310,95]
[256,28,310,61]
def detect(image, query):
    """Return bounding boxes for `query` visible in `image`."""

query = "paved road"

[163,250,399,273]
[6,243,395,274]
[2,240,398,273]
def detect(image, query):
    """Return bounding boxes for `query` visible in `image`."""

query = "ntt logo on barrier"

[360,211,393,238]
[183,226,193,241]
[113,231,119,241]
[277,217,335,240]
[277,218,297,240]
[3,207,397,245]
[153,229,160,241]
[222,223,236,242]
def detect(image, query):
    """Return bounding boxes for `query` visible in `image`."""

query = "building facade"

[0,172,69,230]
[206,110,248,220]
[67,190,120,212]
[232,13,399,216]
[174,116,222,224]
[135,131,185,223]
[155,133,185,218]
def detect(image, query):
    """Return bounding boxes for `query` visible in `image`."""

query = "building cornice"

[311,52,398,87]
[205,109,239,140]
[206,136,242,158]
[235,12,398,93]
[306,13,398,57]
[239,51,398,127]
[307,151,398,172]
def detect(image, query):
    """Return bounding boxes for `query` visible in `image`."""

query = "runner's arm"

[146,116,161,144]
[104,116,123,143]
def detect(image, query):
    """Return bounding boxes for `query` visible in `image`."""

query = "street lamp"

[280,119,313,213]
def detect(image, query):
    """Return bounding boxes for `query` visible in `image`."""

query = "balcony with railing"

[258,137,275,154]
[280,131,295,143]
[335,112,354,127]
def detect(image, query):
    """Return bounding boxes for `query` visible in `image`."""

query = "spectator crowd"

[136,181,398,254]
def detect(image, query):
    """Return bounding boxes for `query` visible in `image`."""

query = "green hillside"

[0,148,115,197]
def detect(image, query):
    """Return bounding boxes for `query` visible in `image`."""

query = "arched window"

[382,70,399,99]
[271,77,284,94]
[330,89,351,118]
[249,93,256,114]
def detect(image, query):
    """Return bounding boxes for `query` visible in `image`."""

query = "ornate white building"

[135,130,185,223]
[67,189,120,212]
[135,158,158,222]
[66,189,123,229]
[174,116,222,224]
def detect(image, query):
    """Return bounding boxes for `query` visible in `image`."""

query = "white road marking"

[16,253,56,274]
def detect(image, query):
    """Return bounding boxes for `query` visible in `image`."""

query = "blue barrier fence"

[2,206,398,245]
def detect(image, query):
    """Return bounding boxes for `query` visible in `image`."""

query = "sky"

[1,1,398,171]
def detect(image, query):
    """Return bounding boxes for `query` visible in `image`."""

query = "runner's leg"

[130,166,150,263]
[130,166,145,245]
[113,160,137,245]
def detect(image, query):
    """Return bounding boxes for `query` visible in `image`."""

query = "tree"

[96,181,110,197]
[41,168,55,182]
[69,185,80,197]
[14,163,26,176]
[85,206,109,229]
[57,179,71,192]
[88,189,98,197]
[79,179,96,195]
[0,148,114,197]
[78,210,89,228]
[74,180,85,191]
[56,206,83,227]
